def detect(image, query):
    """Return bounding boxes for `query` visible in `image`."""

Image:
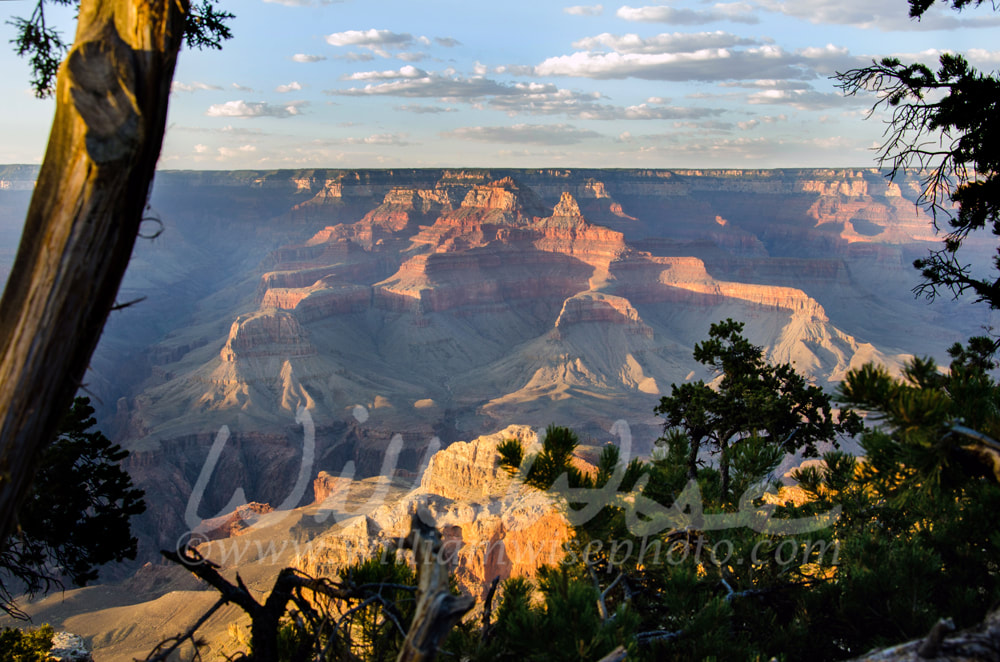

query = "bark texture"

[397,511,476,662]
[0,0,189,545]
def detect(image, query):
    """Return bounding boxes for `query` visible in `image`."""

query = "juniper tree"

[836,0,1000,321]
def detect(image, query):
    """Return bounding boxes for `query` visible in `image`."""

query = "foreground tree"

[786,346,1000,658]
[150,513,473,662]
[0,397,145,619]
[487,318,1000,659]
[0,0,231,551]
[0,624,54,661]
[654,319,861,499]
[836,0,1000,315]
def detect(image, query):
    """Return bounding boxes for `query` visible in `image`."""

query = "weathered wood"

[596,646,628,662]
[396,511,475,662]
[0,0,189,546]
[158,515,474,661]
[851,609,1000,661]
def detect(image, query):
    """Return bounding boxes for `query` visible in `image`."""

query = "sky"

[0,0,998,169]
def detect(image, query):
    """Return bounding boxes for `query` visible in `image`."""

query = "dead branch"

[143,596,226,662]
[481,575,500,641]
[396,511,475,662]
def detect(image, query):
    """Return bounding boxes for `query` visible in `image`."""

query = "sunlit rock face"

[0,166,977,558]
[294,425,573,598]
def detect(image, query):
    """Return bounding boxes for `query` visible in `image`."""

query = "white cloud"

[342,133,411,145]
[172,81,222,93]
[889,48,1000,68]
[435,37,462,47]
[565,4,603,16]
[443,123,602,145]
[194,144,209,153]
[720,79,813,90]
[206,100,307,118]
[328,71,724,120]
[292,53,327,63]
[756,0,1000,30]
[326,29,415,50]
[395,104,458,114]
[535,47,808,82]
[534,37,868,83]
[572,31,759,54]
[327,74,528,98]
[810,136,853,149]
[747,88,853,110]
[345,65,428,81]
[616,4,758,24]
[337,52,376,62]
[967,49,1000,65]
[713,2,758,21]
[490,93,724,120]
[232,83,254,92]
[276,81,303,93]
[218,144,259,159]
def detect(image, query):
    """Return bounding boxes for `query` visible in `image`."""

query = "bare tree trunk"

[719,437,730,500]
[397,512,475,662]
[0,0,189,546]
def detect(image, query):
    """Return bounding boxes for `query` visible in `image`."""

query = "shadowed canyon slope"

[0,166,990,557]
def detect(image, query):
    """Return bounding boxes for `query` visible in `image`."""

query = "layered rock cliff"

[294,425,572,597]
[2,166,978,559]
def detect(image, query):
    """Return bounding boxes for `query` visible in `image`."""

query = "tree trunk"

[397,512,475,662]
[0,0,189,547]
[719,437,730,500]
[687,436,700,481]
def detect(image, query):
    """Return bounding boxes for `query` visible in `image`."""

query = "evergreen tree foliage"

[266,553,421,662]
[775,350,1000,658]
[498,424,598,490]
[8,0,234,97]
[0,624,53,662]
[836,0,1000,315]
[486,327,1000,660]
[0,397,145,618]
[654,318,862,499]
[452,570,639,662]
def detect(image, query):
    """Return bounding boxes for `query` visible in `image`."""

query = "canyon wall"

[0,166,989,560]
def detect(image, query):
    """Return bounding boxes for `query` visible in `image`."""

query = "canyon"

[0,167,988,547]
[0,166,991,656]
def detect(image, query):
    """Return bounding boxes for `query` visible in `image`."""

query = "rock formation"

[294,425,572,597]
[0,166,985,559]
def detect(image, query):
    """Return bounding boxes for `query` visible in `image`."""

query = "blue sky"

[0,0,998,169]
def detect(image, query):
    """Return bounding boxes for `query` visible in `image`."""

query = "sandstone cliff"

[295,425,572,597]
[28,167,981,563]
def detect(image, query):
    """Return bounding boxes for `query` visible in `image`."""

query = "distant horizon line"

[0,164,901,176]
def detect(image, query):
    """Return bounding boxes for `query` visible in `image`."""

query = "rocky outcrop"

[553,191,583,218]
[555,293,653,338]
[313,470,353,505]
[194,502,274,541]
[49,632,93,662]
[295,426,572,597]
[220,310,315,362]
[458,176,548,220]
